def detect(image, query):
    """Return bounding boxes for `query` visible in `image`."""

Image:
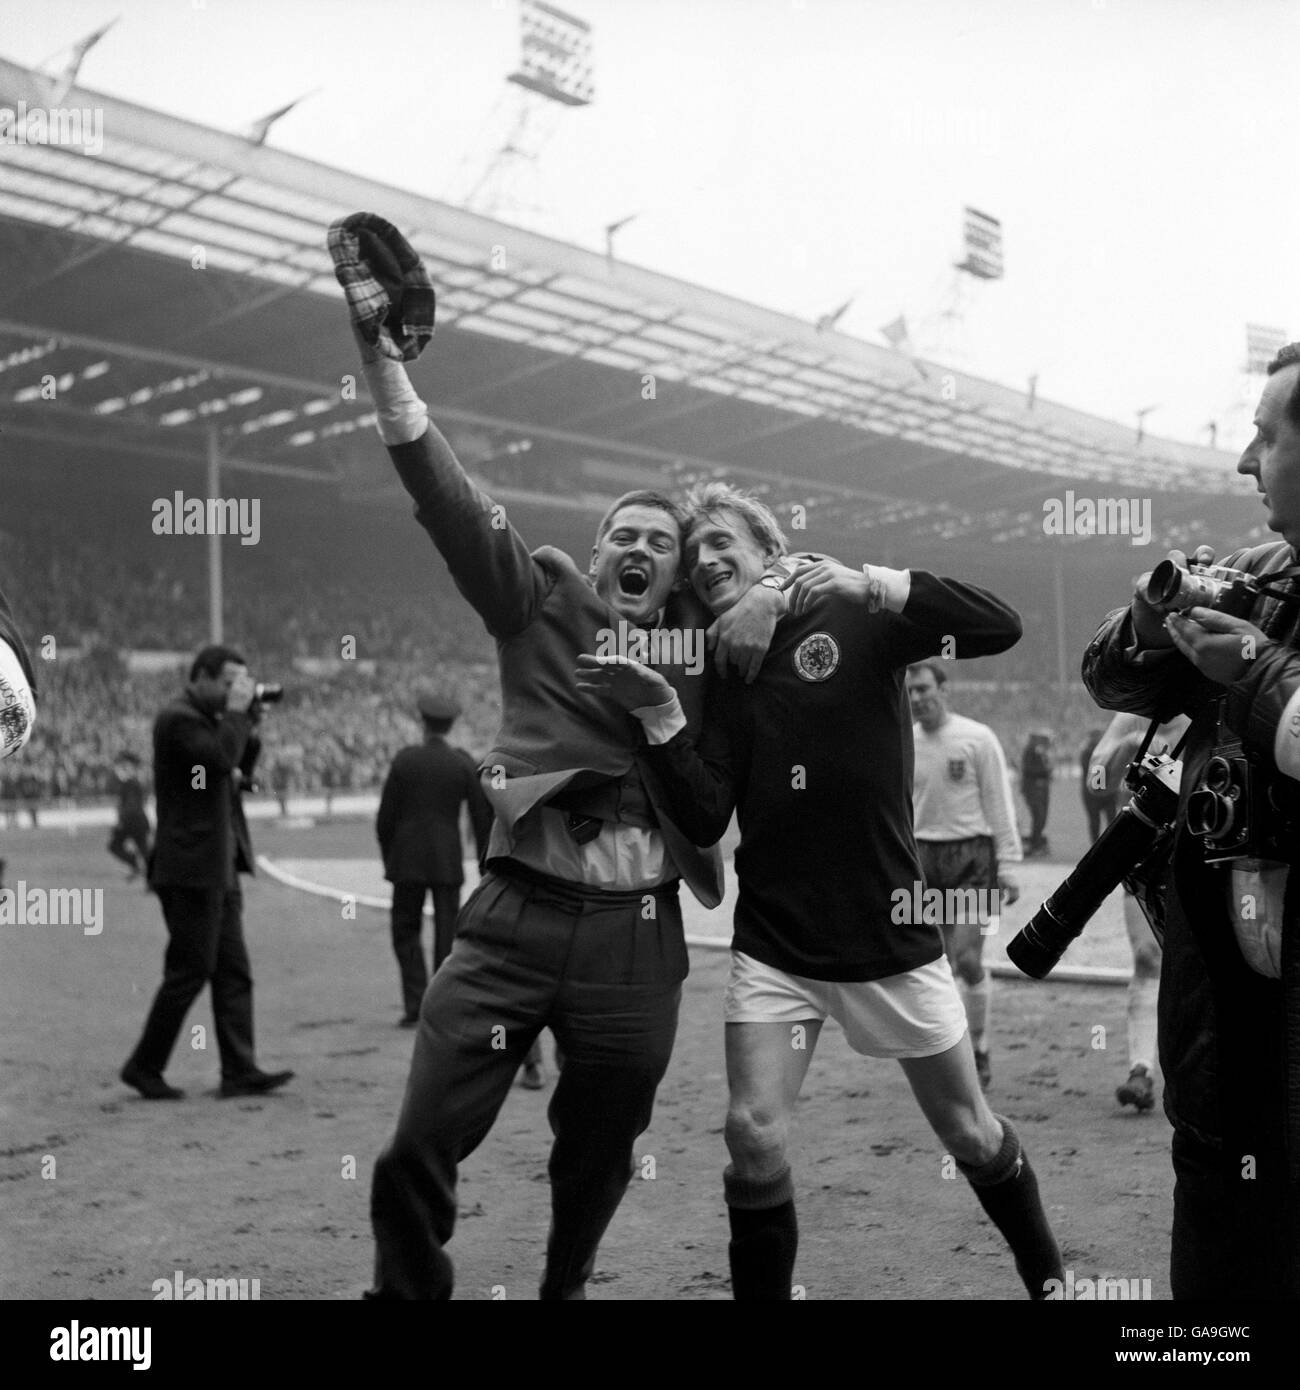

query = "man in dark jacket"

[120,645,293,1102]
[377,694,492,1025]
[1081,342,1300,1297]
[331,212,785,1300]
[1020,730,1053,856]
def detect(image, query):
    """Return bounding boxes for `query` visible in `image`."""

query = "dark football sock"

[724,1164,797,1301]
[958,1115,1063,1299]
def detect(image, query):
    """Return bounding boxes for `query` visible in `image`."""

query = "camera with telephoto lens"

[252,682,284,708]
[1142,558,1261,619]
[1006,751,1182,980]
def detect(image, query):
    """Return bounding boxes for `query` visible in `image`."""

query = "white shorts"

[723,950,968,1060]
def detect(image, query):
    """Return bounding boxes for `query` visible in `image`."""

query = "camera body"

[252,682,284,706]
[1186,726,1297,865]
[1143,559,1261,620]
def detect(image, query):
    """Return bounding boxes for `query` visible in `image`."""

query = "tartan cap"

[326,212,436,362]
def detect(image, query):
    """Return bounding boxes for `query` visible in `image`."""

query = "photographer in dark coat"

[377,694,492,1025]
[1081,342,1300,1298]
[120,645,293,1101]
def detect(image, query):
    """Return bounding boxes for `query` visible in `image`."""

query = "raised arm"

[781,561,1020,665]
[883,571,1022,666]
[362,358,543,639]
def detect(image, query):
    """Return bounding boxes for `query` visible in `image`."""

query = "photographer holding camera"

[1080,344,1300,1298]
[120,645,293,1101]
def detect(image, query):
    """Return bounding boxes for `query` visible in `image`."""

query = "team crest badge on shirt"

[793,632,840,682]
[947,758,967,782]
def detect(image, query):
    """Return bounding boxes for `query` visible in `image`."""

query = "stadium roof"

[0,54,1268,562]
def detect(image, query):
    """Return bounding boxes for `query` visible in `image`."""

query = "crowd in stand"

[0,524,1102,812]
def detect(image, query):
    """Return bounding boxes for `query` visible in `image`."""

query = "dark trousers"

[108,815,152,870]
[390,881,462,1020]
[1170,1129,1295,1299]
[370,867,687,1300]
[1023,780,1050,849]
[127,885,257,1081]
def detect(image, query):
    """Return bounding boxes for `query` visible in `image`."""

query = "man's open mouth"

[706,568,733,593]
[618,566,649,597]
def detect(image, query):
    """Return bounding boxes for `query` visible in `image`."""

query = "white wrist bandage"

[362,359,429,447]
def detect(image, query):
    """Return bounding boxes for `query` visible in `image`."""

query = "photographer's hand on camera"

[1131,546,1216,649]
[1163,606,1269,686]
[226,669,256,715]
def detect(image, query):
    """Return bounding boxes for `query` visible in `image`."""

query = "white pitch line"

[256,854,732,952]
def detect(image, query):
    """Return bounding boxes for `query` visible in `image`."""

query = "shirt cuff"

[362,358,429,447]
[869,564,911,613]
[632,692,687,745]
[0,637,36,759]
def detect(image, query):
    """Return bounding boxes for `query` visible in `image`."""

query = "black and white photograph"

[1,0,1297,1359]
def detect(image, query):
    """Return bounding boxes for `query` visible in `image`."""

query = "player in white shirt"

[907,660,1021,1090]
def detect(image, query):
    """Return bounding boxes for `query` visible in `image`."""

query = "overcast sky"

[4,0,1298,449]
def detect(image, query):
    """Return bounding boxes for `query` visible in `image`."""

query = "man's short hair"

[189,644,247,683]
[595,490,686,546]
[1267,343,1300,428]
[907,658,948,687]
[681,481,789,566]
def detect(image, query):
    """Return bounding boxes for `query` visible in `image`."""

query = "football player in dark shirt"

[579,482,1063,1300]
[108,752,153,882]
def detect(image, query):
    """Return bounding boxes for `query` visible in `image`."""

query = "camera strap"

[1134,718,1190,766]
[1255,564,1300,603]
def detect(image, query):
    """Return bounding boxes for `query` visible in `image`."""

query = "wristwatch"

[759,573,785,592]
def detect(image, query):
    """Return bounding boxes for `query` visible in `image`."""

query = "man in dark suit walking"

[120,645,293,1101]
[377,694,492,1027]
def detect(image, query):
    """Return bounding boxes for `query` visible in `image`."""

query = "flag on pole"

[880,315,911,351]
[815,298,855,333]
[41,18,118,105]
